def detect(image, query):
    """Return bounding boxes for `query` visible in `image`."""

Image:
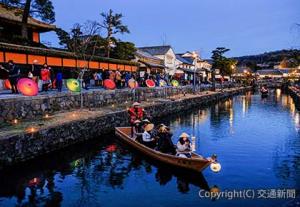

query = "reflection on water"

[0,90,299,207]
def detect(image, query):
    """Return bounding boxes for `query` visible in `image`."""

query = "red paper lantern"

[146,79,155,88]
[104,79,116,90]
[17,78,38,96]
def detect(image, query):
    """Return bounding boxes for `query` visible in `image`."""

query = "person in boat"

[128,102,146,137]
[176,133,192,158]
[134,120,144,143]
[156,124,176,155]
[142,123,157,149]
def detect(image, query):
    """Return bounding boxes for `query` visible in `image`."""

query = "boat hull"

[115,127,211,172]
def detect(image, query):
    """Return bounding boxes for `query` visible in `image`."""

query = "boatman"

[128,102,146,137]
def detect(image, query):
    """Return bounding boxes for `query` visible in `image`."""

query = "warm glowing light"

[210,162,222,173]
[111,104,115,108]
[26,127,36,133]
[72,113,76,118]
[13,119,18,124]
[44,114,49,119]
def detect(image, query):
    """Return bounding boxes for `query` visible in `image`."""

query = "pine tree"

[1,0,55,39]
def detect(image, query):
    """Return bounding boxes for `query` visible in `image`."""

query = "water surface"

[0,90,299,207]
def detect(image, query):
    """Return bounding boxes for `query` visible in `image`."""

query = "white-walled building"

[138,45,177,75]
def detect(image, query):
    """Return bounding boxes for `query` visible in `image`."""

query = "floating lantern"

[3,79,12,90]
[171,80,179,87]
[128,79,138,89]
[145,79,155,88]
[17,78,38,96]
[159,80,167,87]
[210,162,222,173]
[103,79,116,90]
[66,79,81,92]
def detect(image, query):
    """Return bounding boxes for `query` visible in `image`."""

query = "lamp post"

[192,52,198,93]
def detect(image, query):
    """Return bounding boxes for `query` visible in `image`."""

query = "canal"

[0,89,299,207]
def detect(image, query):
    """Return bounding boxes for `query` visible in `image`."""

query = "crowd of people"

[128,102,193,158]
[0,60,201,95]
[0,61,63,94]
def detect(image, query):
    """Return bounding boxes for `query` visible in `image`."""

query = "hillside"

[233,49,300,68]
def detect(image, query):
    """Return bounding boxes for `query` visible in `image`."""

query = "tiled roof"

[135,49,162,61]
[138,45,172,56]
[176,54,194,65]
[0,3,56,31]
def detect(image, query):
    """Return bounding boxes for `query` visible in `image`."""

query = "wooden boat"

[115,127,214,172]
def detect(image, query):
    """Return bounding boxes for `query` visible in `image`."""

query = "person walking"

[56,69,63,92]
[7,60,20,94]
[115,70,122,88]
[40,64,50,92]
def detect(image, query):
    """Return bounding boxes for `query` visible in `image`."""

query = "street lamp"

[192,52,198,93]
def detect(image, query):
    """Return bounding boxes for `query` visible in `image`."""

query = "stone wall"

[0,87,251,168]
[0,85,211,122]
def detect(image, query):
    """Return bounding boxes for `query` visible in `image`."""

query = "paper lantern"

[128,79,138,89]
[171,80,179,87]
[17,78,38,96]
[3,79,12,90]
[145,79,155,88]
[104,79,116,90]
[159,80,167,87]
[210,162,222,173]
[66,79,81,92]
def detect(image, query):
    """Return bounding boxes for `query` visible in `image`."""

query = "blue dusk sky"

[43,0,300,58]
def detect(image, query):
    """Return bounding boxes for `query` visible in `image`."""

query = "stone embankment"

[0,86,251,168]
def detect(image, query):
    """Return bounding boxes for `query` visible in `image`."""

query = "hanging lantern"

[210,162,222,173]
[103,79,116,90]
[171,80,179,87]
[145,79,155,88]
[66,79,81,92]
[159,80,167,87]
[128,79,138,89]
[3,79,12,90]
[17,78,38,96]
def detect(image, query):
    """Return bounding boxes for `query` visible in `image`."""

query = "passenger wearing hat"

[176,133,192,158]
[156,125,176,155]
[142,123,156,149]
[128,102,146,137]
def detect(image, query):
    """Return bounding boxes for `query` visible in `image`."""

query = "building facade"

[138,45,176,75]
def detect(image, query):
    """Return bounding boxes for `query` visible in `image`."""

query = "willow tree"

[100,9,129,58]
[1,0,55,39]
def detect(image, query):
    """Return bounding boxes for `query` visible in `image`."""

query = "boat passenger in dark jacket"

[156,124,176,155]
